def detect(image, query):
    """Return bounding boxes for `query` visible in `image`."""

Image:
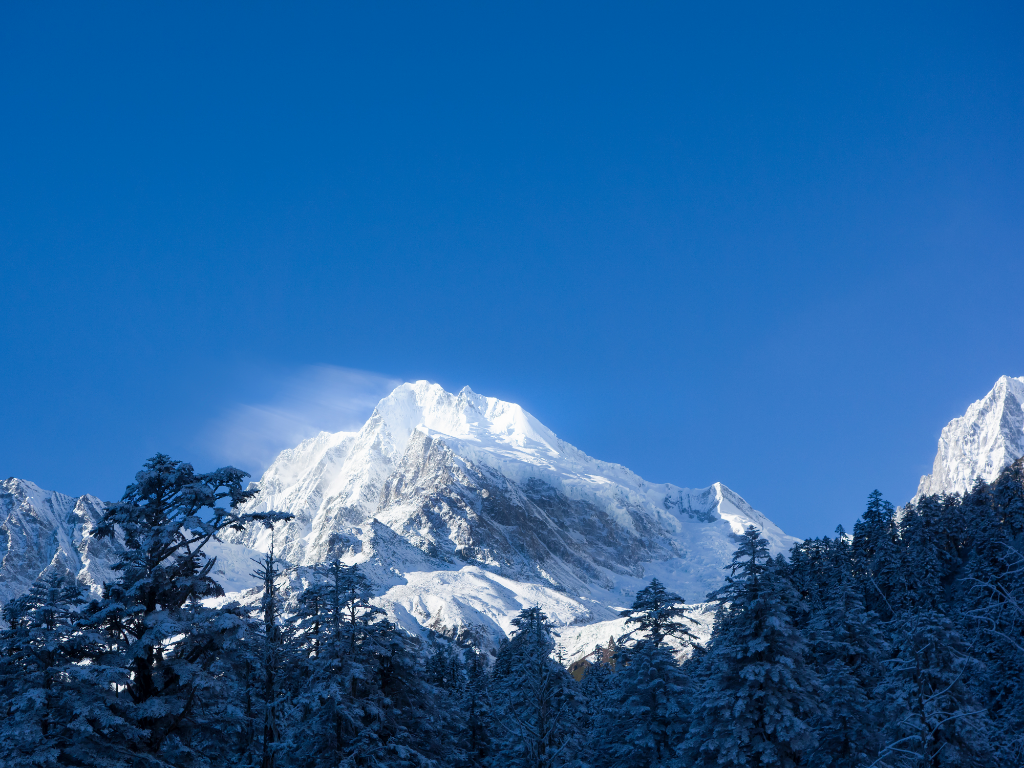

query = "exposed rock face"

[917,375,1024,499]
[0,478,117,608]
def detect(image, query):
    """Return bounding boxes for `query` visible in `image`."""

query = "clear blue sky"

[2,3,1022,539]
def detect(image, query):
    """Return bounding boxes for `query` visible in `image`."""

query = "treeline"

[2,454,1023,767]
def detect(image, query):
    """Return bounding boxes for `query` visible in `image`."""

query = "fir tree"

[488,607,578,768]
[0,573,90,767]
[875,610,993,767]
[619,578,696,649]
[805,567,887,767]
[80,453,287,765]
[684,527,820,768]
[458,649,493,767]
[591,639,688,768]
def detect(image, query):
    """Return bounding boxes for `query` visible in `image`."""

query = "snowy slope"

[916,375,1024,499]
[227,381,799,655]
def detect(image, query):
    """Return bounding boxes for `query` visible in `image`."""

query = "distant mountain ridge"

[0,479,115,609]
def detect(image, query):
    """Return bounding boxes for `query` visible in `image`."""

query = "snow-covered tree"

[805,570,887,767]
[591,639,688,768]
[488,607,578,768]
[874,609,993,767]
[619,578,696,649]
[586,578,695,767]
[281,559,456,767]
[0,573,88,767]
[684,526,820,767]
[80,453,286,765]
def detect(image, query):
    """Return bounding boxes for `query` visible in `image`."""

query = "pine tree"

[875,610,993,767]
[242,532,289,768]
[458,648,493,767]
[587,578,695,767]
[619,578,696,649]
[80,453,287,765]
[684,527,820,767]
[591,639,688,768]
[0,573,92,767]
[805,568,887,767]
[853,490,899,618]
[282,560,454,767]
[488,607,578,768]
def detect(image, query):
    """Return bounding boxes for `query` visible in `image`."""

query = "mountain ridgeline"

[2,377,1024,765]
[2,454,1023,765]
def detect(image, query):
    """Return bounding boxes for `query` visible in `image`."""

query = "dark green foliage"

[684,527,821,767]
[5,456,1024,765]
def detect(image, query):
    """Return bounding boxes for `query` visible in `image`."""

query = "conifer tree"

[875,610,993,767]
[805,566,887,767]
[589,578,695,767]
[619,578,696,649]
[488,607,578,768]
[0,573,92,767]
[458,648,493,767]
[81,454,286,765]
[684,527,820,767]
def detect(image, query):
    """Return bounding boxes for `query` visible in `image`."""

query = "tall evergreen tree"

[589,578,695,767]
[805,562,887,767]
[81,454,285,766]
[458,648,493,767]
[875,610,993,767]
[684,527,820,768]
[0,573,102,767]
[619,578,696,649]
[488,607,578,768]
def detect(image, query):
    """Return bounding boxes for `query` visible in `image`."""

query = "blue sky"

[1,2,1022,538]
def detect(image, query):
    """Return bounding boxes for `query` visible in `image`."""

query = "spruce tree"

[458,648,493,767]
[619,578,696,649]
[875,610,993,767]
[684,527,820,767]
[80,453,286,765]
[589,578,695,767]
[0,573,94,767]
[805,569,887,767]
[488,607,578,768]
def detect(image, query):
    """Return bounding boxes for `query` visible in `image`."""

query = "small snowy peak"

[917,375,1024,499]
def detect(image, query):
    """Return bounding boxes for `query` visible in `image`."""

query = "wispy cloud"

[207,365,401,473]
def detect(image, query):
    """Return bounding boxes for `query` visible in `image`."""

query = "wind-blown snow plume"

[206,365,401,472]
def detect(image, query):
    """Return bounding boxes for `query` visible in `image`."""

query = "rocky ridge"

[916,375,1024,499]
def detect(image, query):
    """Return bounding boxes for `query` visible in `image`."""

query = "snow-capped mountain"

[0,479,117,608]
[1,381,798,655]
[227,381,798,650]
[916,375,1024,500]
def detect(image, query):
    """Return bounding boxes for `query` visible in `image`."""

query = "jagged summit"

[916,375,1024,499]
[2,380,798,651]
[228,380,798,648]
[0,478,115,608]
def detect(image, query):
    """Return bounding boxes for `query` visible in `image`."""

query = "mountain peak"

[916,375,1024,499]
